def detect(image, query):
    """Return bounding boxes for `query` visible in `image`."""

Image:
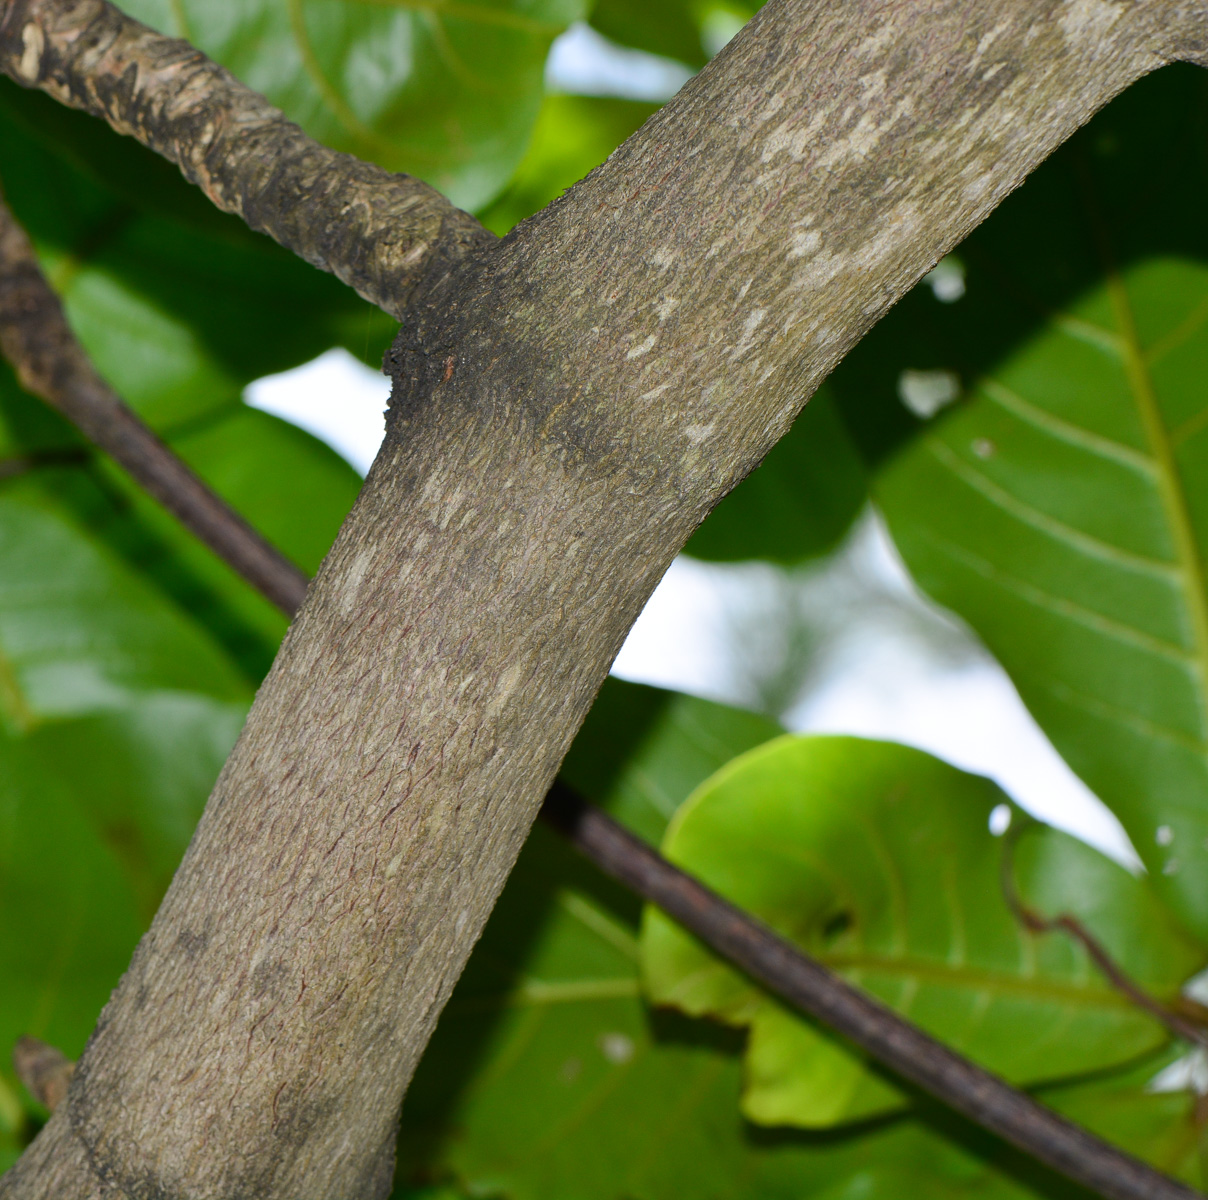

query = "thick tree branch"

[0,0,493,319]
[0,190,309,614]
[4,2,1208,1199]
[8,278,1192,1197]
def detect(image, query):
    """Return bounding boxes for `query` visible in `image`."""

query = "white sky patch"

[615,510,1139,869]
[546,22,693,101]
[898,368,961,418]
[245,348,390,477]
[925,255,966,302]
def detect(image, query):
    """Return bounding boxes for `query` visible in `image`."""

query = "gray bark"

[2,0,1205,1196]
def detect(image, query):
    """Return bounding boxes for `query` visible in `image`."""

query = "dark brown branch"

[12,1036,73,1113]
[541,784,1203,1200]
[0,0,493,319]
[0,189,309,614]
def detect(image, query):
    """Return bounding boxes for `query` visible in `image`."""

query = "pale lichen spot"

[729,309,766,360]
[789,229,822,259]
[684,423,715,446]
[1058,0,1122,45]
[856,70,887,101]
[384,854,403,879]
[654,295,679,321]
[640,382,673,401]
[853,20,897,60]
[338,546,376,614]
[627,334,657,360]
[976,20,1011,57]
[488,661,526,716]
[758,93,786,120]
[19,24,44,81]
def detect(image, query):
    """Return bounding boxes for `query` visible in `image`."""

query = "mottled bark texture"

[0,191,309,614]
[0,0,492,318]
[2,0,1207,1197]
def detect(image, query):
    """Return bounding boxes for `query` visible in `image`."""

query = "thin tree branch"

[5,214,1201,1196]
[0,0,493,319]
[11,1037,72,1113]
[541,784,1202,1200]
[0,188,309,614]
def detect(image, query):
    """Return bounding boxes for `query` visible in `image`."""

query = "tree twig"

[0,0,493,319]
[0,190,309,615]
[541,783,1203,1200]
[1000,821,1208,1050]
[12,1036,73,1113]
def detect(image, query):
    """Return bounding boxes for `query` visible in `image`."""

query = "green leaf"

[405,688,1183,1199]
[0,489,250,724]
[0,729,147,1067]
[1039,1045,1205,1188]
[587,0,707,68]
[117,0,587,211]
[863,64,1208,940]
[640,735,1204,1128]
[478,94,659,235]
[560,676,783,843]
[685,385,867,566]
[586,0,761,68]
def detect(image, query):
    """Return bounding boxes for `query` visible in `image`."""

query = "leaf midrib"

[1106,265,1208,748]
[821,949,1145,1011]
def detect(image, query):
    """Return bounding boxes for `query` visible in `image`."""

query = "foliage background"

[3,2,1208,1196]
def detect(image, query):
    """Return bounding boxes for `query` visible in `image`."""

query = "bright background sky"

[245,24,1138,870]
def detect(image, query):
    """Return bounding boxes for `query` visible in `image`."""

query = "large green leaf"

[640,736,1204,1128]
[684,385,866,566]
[116,0,586,211]
[862,64,1208,940]
[0,726,149,1128]
[403,687,1199,1199]
[0,488,249,723]
[478,93,658,235]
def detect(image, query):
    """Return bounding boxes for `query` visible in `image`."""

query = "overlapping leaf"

[641,735,1204,1128]
[850,65,1208,940]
